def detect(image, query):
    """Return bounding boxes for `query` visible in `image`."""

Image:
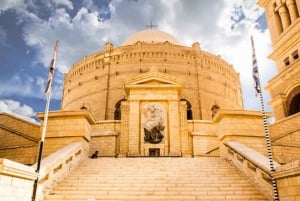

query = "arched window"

[211,104,220,119]
[288,93,300,116]
[80,104,88,110]
[286,86,300,116]
[181,99,193,120]
[114,99,126,120]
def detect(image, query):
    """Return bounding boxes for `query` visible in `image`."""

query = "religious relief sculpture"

[143,104,165,144]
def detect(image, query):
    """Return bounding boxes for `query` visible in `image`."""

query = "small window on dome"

[284,57,290,66]
[292,50,299,60]
[211,105,220,119]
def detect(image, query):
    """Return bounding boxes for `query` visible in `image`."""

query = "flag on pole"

[45,41,59,94]
[250,36,261,96]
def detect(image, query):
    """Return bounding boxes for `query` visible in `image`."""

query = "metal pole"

[251,36,279,201]
[258,91,279,201]
[32,41,58,201]
[32,91,51,201]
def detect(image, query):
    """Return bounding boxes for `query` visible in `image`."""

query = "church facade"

[0,0,299,164]
[35,29,269,159]
[1,1,300,200]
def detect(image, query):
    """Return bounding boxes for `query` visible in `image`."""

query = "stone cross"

[146,21,157,29]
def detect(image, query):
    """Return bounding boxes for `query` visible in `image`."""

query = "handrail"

[0,144,36,150]
[205,146,219,155]
[224,141,280,201]
[0,123,39,142]
[31,142,86,201]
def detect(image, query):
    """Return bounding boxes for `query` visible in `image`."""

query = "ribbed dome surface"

[121,29,181,46]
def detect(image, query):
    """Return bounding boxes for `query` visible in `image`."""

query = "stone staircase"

[44,157,270,201]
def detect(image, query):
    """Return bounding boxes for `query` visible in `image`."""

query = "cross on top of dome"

[145,21,157,30]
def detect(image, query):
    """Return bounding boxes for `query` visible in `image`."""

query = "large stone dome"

[121,29,181,46]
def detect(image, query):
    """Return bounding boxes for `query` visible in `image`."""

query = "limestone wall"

[36,111,94,158]
[0,158,37,201]
[269,113,300,164]
[62,42,243,121]
[213,109,269,157]
[258,0,300,121]
[273,160,300,201]
[266,60,300,120]
[0,113,40,165]
[90,121,121,157]
[189,120,219,156]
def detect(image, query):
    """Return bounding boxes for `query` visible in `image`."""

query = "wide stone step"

[44,194,268,201]
[43,157,270,201]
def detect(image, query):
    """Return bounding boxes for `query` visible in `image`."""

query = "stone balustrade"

[223,141,280,201]
[273,160,300,200]
[32,142,86,201]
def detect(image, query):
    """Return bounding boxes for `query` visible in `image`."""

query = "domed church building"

[62,29,243,121]
[54,29,247,157]
[1,1,300,199]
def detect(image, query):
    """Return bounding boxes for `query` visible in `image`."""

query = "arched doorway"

[114,99,126,120]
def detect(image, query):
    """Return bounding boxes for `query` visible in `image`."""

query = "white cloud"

[0,72,62,100]
[53,0,73,9]
[0,99,38,123]
[21,6,110,74]
[0,74,34,97]
[2,0,276,112]
[0,0,26,13]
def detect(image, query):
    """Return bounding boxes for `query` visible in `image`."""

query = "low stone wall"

[0,113,40,165]
[0,158,38,201]
[269,113,300,164]
[189,120,219,156]
[90,131,118,157]
[189,109,273,157]
[32,142,86,201]
[273,160,300,201]
[36,110,94,158]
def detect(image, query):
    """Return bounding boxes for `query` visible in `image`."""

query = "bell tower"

[258,0,300,120]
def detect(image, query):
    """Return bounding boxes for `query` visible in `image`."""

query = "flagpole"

[32,41,59,201]
[250,36,279,201]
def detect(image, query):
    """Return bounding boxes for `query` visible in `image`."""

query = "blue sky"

[0,0,276,122]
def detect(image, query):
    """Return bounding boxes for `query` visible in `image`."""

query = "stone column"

[286,0,299,23]
[278,4,291,30]
[168,100,181,156]
[127,100,140,156]
[274,8,283,34]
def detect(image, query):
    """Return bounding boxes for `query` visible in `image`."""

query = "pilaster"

[127,100,140,156]
[168,100,181,156]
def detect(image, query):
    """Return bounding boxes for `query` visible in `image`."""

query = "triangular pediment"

[138,80,171,85]
[125,71,184,86]
[124,69,184,94]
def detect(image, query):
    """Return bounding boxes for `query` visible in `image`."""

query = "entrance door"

[149,148,160,157]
